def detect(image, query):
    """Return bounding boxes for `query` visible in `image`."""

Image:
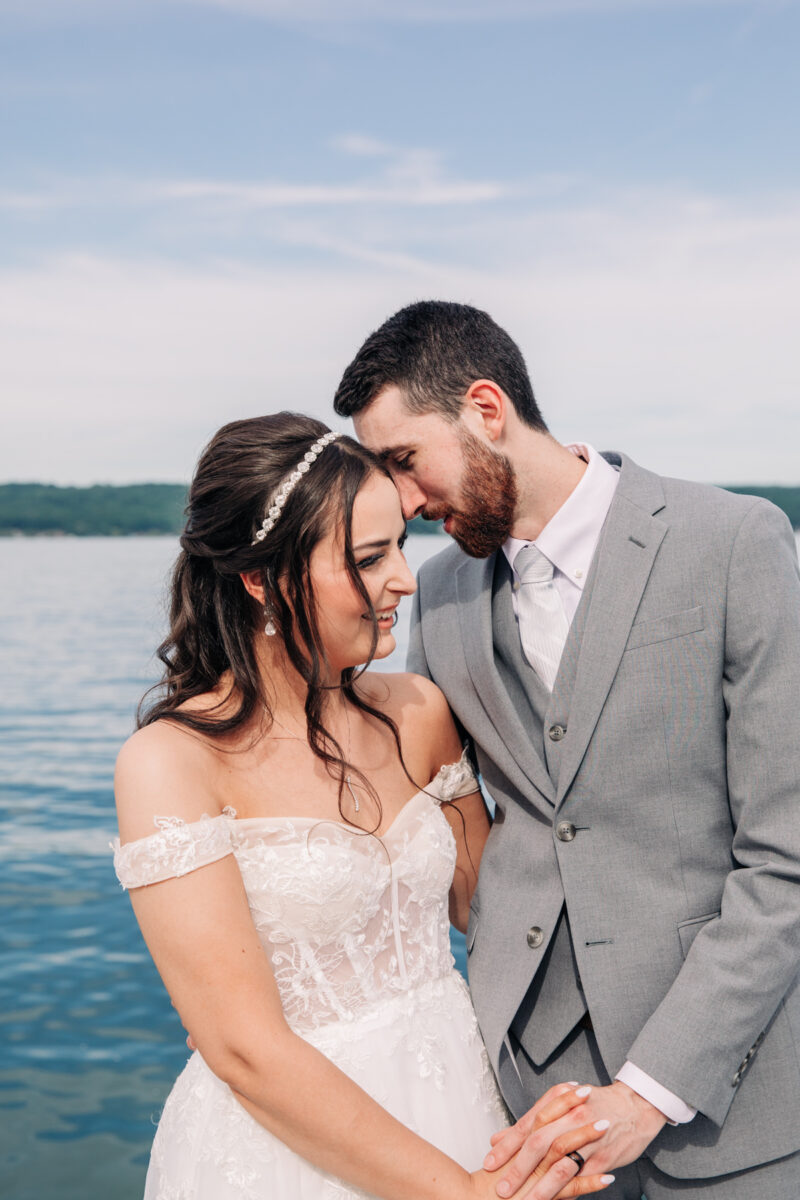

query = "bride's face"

[309,472,416,672]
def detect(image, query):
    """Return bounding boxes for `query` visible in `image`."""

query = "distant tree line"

[0,483,445,536]
[0,483,188,536]
[1,481,799,536]
[721,486,800,530]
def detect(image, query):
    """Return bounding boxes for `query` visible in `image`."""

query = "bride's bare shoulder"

[119,677,242,770]
[356,671,460,775]
[116,718,197,778]
[356,670,447,718]
[115,694,231,839]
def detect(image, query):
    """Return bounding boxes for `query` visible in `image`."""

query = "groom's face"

[353,385,518,558]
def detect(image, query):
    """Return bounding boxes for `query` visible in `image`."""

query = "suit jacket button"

[548,724,566,742]
[527,926,544,949]
[556,821,577,842]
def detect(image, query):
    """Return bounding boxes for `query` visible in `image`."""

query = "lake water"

[4,529,799,1199]
[0,532,451,1200]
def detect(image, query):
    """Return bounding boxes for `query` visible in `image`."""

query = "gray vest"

[491,551,598,1065]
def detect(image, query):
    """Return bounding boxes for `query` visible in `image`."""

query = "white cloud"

[0,142,508,218]
[159,175,505,208]
[168,0,793,22]
[333,134,394,158]
[3,183,799,488]
[0,189,63,213]
[0,0,788,24]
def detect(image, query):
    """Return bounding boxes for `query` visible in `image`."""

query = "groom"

[334,301,800,1199]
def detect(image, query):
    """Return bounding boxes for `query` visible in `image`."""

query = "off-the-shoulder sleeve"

[428,746,480,804]
[111,811,235,890]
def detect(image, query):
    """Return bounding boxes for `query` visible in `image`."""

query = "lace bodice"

[112,751,479,1034]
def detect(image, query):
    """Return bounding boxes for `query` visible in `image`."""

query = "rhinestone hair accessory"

[251,430,341,546]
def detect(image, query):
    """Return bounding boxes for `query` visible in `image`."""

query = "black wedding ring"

[566,1150,585,1170]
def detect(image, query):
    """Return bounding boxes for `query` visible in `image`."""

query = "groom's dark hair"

[333,300,548,431]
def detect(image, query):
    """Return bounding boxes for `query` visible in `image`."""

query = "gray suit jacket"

[407,453,800,1180]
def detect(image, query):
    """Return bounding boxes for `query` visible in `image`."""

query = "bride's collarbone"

[222,758,421,830]
[193,716,426,827]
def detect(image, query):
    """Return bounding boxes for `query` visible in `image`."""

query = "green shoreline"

[1,482,799,536]
[0,483,445,537]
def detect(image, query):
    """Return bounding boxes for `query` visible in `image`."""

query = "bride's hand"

[470,1087,614,1200]
[486,1083,591,1156]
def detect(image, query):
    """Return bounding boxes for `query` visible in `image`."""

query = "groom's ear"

[463,379,507,443]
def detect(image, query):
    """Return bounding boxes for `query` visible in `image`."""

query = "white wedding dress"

[113,750,509,1200]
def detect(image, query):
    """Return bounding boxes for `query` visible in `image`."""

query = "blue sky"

[2,0,799,484]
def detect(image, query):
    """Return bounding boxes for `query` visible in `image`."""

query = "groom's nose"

[393,474,427,520]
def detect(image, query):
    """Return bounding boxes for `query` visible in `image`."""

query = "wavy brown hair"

[138,412,409,825]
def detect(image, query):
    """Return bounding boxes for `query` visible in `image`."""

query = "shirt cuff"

[615,1061,697,1125]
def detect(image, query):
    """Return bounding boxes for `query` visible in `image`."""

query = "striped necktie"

[514,544,570,691]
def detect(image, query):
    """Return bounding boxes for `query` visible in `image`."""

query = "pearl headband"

[251,431,342,546]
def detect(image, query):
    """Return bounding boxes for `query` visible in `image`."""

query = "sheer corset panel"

[111,749,479,1034]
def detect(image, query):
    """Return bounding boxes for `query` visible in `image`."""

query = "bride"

[112,414,612,1200]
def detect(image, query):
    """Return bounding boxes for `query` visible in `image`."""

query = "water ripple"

[0,533,459,1198]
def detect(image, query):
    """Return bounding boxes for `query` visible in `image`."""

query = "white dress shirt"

[502,443,695,1126]
[503,442,619,623]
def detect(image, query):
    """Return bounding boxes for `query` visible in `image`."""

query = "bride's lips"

[362,605,398,626]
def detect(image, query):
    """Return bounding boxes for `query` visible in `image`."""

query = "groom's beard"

[425,430,518,559]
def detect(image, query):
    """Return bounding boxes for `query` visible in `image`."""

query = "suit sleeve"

[406,578,433,680]
[625,500,800,1126]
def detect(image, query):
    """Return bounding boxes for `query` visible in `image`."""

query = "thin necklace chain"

[264,706,364,813]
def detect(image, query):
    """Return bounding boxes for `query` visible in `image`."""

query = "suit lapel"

[456,554,557,810]
[555,456,668,805]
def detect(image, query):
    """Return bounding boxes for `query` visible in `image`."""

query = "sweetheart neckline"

[219,747,474,836]
[112,750,474,856]
[224,786,434,839]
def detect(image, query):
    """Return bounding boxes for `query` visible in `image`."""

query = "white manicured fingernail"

[575,1085,592,1097]
[594,1119,610,1131]
[601,1176,615,1185]
[567,1080,579,1086]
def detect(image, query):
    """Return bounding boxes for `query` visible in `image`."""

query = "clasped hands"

[183,1016,664,1199]
[470,1080,667,1200]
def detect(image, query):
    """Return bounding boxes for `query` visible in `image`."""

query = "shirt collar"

[503,443,620,589]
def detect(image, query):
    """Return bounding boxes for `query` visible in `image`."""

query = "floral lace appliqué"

[431,746,479,804]
[111,808,237,890]
[113,754,509,1200]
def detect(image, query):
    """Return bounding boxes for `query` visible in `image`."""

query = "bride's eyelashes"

[356,533,408,571]
[356,553,383,570]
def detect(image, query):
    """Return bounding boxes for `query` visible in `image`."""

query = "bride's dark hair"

[139,412,407,820]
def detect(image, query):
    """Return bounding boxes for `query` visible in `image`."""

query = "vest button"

[526,926,544,949]
[548,724,566,742]
[556,821,577,842]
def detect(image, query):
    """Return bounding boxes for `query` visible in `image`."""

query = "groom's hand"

[484,1081,667,1197]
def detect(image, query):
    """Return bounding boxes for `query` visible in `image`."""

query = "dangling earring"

[264,606,277,637]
